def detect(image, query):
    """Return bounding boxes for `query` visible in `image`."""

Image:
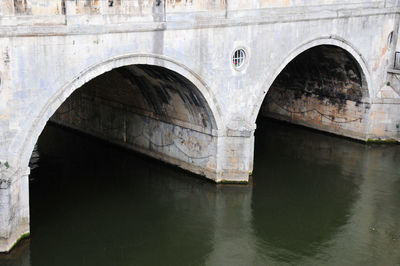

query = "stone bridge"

[1,0,400,252]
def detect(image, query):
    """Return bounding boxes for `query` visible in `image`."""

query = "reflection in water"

[1,119,400,265]
[205,185,258,265]
[0,240,30,266]
[253,120,400,265]
[253,120,362,264]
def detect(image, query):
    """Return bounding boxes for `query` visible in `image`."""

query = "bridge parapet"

[1,0,399,27]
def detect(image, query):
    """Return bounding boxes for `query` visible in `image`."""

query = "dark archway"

[46,64,219,179]
[52,64,216,135]
[258,45,370,140]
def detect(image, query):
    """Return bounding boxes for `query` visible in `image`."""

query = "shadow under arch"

[250,36,372,125]
[17,53,224,169]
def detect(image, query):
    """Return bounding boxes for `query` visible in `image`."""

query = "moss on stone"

[366,138,399,144]
[7,232,30,253]
[218,180,249,185]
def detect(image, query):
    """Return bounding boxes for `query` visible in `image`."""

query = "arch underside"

[260,45,370,140]
[50,64,220,180]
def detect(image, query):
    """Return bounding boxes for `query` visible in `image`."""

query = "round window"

[232,49,246,69]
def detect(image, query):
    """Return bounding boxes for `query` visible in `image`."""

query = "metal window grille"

[395,52,400,70]
[233,49,246,68]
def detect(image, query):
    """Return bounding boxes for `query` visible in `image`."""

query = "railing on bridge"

[0,0,396,26]
[1,0,226,16]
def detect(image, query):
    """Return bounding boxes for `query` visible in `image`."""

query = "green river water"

[1,119,400,265]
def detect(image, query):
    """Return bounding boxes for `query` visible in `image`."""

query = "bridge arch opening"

[0,58,226,253]
[29,63,220,181]
[251,44,371,253]
[257,44,370,140]
[2,61,225,255]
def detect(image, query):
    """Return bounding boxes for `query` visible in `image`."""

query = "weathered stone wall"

[166,0,225,12]
[0,166,29,253]
[0,5,396,179]
[367,101,400,140]
[0,0,392,17]
[65,0,157,16]
[0,6,396,179]
[230,0,386,10]
[261,45,371,140]
[51,66,220,180]
[2,0,156,16]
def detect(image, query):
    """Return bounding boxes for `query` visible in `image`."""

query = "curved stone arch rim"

[17,53,224,167]
[250,35,372,124]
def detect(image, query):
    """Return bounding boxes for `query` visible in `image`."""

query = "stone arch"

[250,36,372,124]
[17,53,223,169]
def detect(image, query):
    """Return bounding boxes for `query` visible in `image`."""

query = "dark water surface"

[1,119,400,265]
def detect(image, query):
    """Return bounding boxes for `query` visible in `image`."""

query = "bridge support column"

[0,167,30,253]
[367,100,400,141]
[215,127,255,183]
